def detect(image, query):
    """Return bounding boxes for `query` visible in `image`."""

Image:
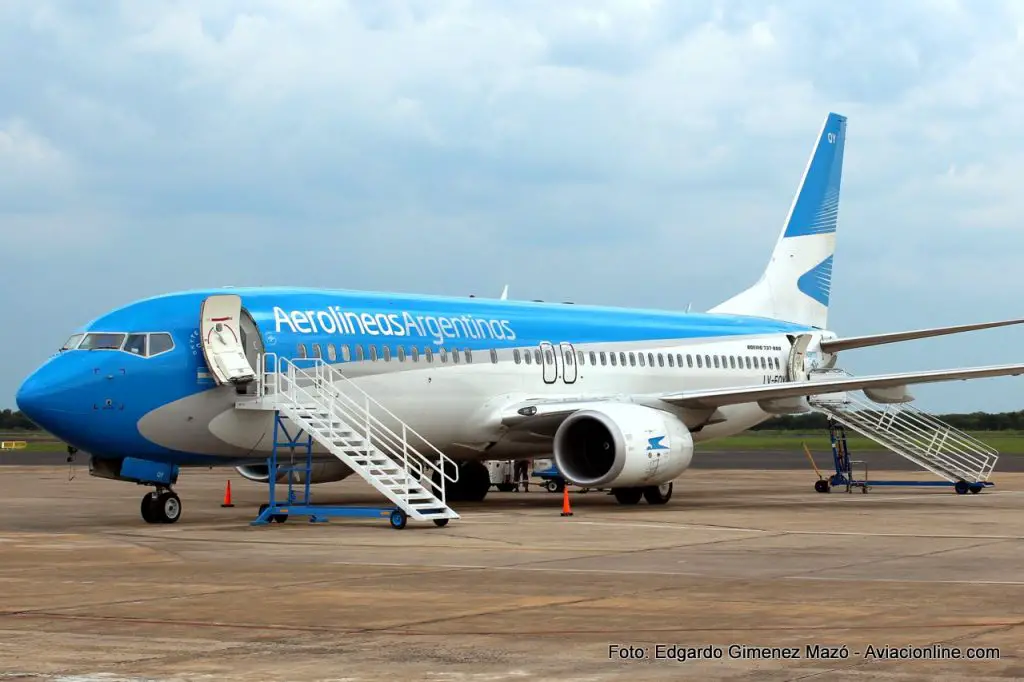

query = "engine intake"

[553,403,694,488]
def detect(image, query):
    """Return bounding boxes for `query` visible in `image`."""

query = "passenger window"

[729,356,735,369]
[524,350,532,364]
[535,350,543,364]
[658,353,664,367]
[696,355,703,368]
[609,352,617,366]
[774,357,781,370]
[124,334,147,356]
[628,353,636,366]
[369,346,378,361]
[383,346,391,362]
[312,343,322,359]
[411,347,419,362]
[667,354,675,367]
[565,350,573,365]
[514,349,521,364]
[425,347,433,362]
[440,348,448,363]
[619,352,627,366]
[327,344,337,361]
[452,348,460,364]
[713,356,720,368]
[297,343,307,359]
[355,346,364,361]
[341,345,351,361]
[398,346,406,362]
[647,352,654,366]
[578,351,585,366]
[545,350,553,364]
[149,333,174,356]
[465,349,473,363]
[80,332,126,350]
[589,351,597,365]
[490,349,498,364]
[686,354,693,368]
[600,351,607,365]
[638,353,645,367]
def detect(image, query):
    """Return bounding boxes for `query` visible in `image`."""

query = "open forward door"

[200,294,256,386]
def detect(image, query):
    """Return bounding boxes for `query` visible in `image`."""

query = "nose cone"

[15,356,79,432]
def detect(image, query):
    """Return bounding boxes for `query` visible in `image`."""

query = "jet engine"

[552,403,694,488]
[235,460,354,485]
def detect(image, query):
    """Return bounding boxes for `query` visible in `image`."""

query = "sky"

[2,0,1024,413]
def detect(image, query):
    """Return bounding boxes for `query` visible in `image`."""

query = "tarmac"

[1,464,1023,681]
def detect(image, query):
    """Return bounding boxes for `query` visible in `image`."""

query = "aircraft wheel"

[612,488,643,505]
[461,461,491,502]
[643,482,673,505]
[151,491,181,524]
[389,509,408,529]
[140,493,159,523]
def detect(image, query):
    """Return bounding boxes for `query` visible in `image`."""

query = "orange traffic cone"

[560,485,573,517]
[221,480,234,507]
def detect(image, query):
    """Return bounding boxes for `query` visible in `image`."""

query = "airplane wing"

[500,363,1024,426]
[659,363,1024,409]
[820,318,1024,353]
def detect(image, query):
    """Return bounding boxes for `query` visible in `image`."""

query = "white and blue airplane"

[15,112,1024,524]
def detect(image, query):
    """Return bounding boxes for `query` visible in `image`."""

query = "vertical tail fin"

[709,112,847,329]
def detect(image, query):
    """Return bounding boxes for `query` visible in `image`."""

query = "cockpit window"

[61,334,83,351]
[80,333,126,350]
[149,333,174,356]
[124,334,147,356]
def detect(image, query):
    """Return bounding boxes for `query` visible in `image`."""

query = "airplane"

[14,111,1024,525]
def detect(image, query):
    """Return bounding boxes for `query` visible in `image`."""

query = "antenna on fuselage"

[686,302,692,313]
[500,284,509,300]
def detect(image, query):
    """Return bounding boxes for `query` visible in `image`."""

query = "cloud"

[3,0,1024,413]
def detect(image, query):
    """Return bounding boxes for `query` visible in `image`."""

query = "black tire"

[140,494,159,523]
[545,479,559,493]
[433,518,449,527]
[462,461,491,502]
[389,509,408,529]
[955,481,969,495]
[496,483,515,493]
[612,488,643,505]
[643,482,673,505]
[814,480,830,494]
[153,491,181,524]
[969,484,982,494]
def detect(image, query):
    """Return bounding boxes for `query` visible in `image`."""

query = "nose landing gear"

[141,488,182,524]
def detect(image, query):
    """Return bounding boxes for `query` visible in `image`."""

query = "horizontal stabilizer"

[821,318,1024,353]
[661,363,1024,410]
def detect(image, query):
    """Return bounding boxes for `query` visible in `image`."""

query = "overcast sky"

[2,0,1024,413]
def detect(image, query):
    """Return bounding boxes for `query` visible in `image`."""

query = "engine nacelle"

[552,403,694,488]
[235,460,354,485]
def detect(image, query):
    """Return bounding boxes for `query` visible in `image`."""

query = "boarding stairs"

[806,369,998,486]
[236,353,459,524]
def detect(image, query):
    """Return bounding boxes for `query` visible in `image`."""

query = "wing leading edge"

[659,363,1024,410]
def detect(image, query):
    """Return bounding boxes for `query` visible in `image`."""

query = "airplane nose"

[15,358,77,429]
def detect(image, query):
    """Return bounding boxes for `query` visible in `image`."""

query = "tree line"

[753,410,1024,432]
[0,409,39,430]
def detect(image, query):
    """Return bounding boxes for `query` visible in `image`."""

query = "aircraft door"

[539,341,557,384]
[200,294,257,386]
[559,342,577,384]
[786,333,814,382]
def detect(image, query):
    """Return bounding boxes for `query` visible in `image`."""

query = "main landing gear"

[140,487,182,524]
[612,482,674,505]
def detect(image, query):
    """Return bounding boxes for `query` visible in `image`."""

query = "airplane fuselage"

[16,287,826,468]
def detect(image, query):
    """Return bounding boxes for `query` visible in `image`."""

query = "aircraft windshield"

[61,334,83,351]
[80,333,126,350]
